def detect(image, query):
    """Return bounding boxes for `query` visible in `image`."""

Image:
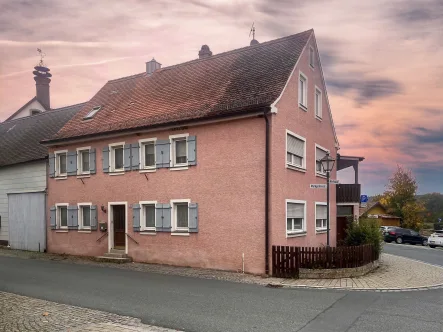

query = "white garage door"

[8,192,46,252]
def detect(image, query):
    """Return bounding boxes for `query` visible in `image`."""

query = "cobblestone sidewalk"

[0,291,180,332]
[1,248,443,292]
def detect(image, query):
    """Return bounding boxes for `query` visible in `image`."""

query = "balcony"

[337,184,361,203]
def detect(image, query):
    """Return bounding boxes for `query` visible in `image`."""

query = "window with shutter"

[170,134,189,168]
[286,132,306,169]
[315,203,327,231]
[286,200,306,234]
[140,201,156,231]
[78,204,92,229]
[77,147,91,175]
[56,204,69,229]
[55,150,68,177]
[315,145,328,175]
[171,200,190,232]
[139,139,156,169]
[109,142,125,172]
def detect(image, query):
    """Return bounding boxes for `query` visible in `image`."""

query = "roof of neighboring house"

[359,201,401,219]
[0,103,85,167]
[45,29,318,143]
[4,97,49,122]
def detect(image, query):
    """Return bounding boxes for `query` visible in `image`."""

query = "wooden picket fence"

[272,244,378,278]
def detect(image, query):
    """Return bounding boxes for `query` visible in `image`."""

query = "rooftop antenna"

[249,22,259,46]
[37,48,46,67]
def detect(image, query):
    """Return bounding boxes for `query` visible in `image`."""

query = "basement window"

[83,106,101,120]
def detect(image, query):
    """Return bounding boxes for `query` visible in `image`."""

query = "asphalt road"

[383,243,443,267]
[1,255,442,331]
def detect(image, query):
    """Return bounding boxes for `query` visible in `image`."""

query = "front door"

[113,205,126,249]
[336,216,348,245]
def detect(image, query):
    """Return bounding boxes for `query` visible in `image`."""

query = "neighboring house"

[336,154,365,243]
[0,66,84,250]
[360,202,401,227]
[42,29,339,275]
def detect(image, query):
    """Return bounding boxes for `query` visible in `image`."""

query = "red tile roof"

[47,29,313,143]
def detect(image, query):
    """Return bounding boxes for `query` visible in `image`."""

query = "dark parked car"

[384,228,428,246]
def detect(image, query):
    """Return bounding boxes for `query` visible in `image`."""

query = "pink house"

[42,29,339,275]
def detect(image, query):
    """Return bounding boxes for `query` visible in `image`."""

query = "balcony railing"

[337,184,361,203]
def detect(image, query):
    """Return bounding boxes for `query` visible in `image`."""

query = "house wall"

[0,160,47,244]
[47,116,267,274]
[8,99,45,121]
[269,34,338,251]
[367,205,386,215]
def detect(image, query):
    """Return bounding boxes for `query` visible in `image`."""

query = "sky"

[0,0,442,195]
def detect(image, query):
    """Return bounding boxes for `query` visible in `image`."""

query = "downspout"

[264,108,271,275]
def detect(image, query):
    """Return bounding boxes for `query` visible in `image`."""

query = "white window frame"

[169,133,189,168]
[315,143,329,177]
[309,46,315,68]
[55,203,69,229]
[76,146,91,175]
[286,199,307,237]
[54,149,68,178]
[298,71,308,110]
[109,142,125,173]
[171,199,191,232]
[139,200,157,231]
[315,202,328,233]
[139,138,157,171]
[78,202,92,230]
[286,129,306,171]
[315,86,322,119]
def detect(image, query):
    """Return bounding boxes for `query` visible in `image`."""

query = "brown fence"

[272,244,378,278]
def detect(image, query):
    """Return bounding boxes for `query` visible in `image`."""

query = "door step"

[95,249,132,263]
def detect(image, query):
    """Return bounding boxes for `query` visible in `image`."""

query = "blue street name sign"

[360,195,369,203]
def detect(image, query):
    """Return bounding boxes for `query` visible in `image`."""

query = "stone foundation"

[299,260,379,279]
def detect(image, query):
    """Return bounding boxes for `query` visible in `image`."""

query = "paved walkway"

[1,248,443,292]
[0,291,179,332]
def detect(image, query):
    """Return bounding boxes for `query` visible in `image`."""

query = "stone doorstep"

[94,256,133,263]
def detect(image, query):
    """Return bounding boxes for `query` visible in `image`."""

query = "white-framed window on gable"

[315,202,328,232]
[315,87,322,119]
[315,144,329,176]
[78,203,92,229]
[286,200,306,235]
[286,130,306,170]
[140,201,156,231]
[171,199,190,231]
[77,147,90,175]
[298,71,308,110]
[309,46,315,68]
[170,134,188,168]
[55,150,67,177]
[139,138,156,169]
[109,142,124,172]
[56,203,69,229]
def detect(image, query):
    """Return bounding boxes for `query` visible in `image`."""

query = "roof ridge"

[1,102,87,125]
[105,29,313,84]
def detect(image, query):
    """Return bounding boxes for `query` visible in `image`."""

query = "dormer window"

[30,109,42,116]
[84,106,101,120]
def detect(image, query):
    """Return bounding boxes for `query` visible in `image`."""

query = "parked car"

[428,230,443,248]
[380,226,399,235]
[384,228,428,246]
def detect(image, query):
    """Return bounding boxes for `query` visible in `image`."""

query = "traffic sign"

[310,184,327,189]
[360,195,369,203]
[329,179,339,184]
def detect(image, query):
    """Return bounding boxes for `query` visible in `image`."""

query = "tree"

[382,165,425,230]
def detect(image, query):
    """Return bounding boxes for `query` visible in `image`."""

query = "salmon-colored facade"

[46,31,338,275]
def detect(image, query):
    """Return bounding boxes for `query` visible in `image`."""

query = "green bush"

[344,218,383,258]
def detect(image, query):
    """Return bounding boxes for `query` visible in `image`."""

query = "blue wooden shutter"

[90,148,96,174]
[132,203,141,232]
[131,143,140,170]
[156,203,171,232]
[68,206,78,229]
[67,151,77,176]
[49,154,55,178]
[90,205,98,230]
[187,136,197,166]
[102,147,109,173]
[124,144,131,171]
[189,203,198,233]
[50,206,56,229]
[155,140,170,168]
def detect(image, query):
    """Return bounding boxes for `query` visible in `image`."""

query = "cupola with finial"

[249,23,259,46]
[198,45,212,59]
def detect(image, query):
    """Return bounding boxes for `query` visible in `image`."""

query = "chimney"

[33,65,52,109]
[146,58,162,76]
[198,45,212,59]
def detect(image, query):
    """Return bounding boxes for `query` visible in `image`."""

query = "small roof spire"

[249,22,259,46]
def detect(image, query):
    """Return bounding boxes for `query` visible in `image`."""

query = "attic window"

[31,109,42,116]
[84,106,101,120]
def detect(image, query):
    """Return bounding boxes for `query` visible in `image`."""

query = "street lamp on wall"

[320,152,336,247]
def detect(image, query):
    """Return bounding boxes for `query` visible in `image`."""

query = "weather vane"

[37,48,46,67]
[249,22,256,40]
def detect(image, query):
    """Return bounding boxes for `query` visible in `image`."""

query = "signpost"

[360,195,369,208]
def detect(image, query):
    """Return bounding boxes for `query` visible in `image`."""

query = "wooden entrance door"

[336,216,348,245]
[113,205,126,248]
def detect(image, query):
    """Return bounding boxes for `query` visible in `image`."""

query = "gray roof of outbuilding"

[0,103,85,167]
